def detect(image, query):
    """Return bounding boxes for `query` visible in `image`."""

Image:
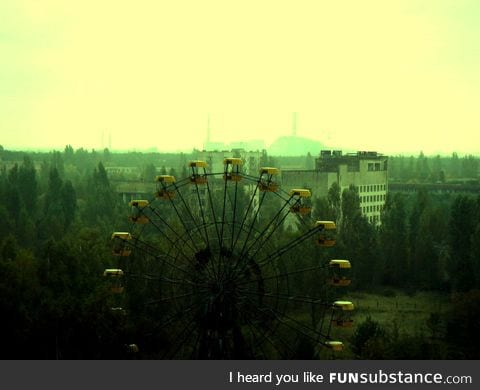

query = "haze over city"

[1,0,479,154]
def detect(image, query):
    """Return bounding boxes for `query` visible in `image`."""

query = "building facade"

[281,150,388,224]
[196,149,265,177]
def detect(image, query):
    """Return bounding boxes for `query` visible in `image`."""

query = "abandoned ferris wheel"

[104,158,354,358]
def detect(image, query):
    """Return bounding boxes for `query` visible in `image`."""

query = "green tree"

[327,182,341,222]
[449,195,476,291]
[18,156,38,215]
[61,180,77,229]
[416,151,430,181]
[339,186,379,287]
[450,152,460,178]
[380,193,409,287]
[470,223,480,289]
[39,167,66,240]
[445,290,480,358]
[83,162,120,230]
[350,317,387,358]
[142,163,157,182]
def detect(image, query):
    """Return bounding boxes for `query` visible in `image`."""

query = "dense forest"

[0,145,479,359]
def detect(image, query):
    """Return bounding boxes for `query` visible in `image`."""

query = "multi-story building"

[281,150,388,224]
[186,148,267,216]
[196,149,265,177]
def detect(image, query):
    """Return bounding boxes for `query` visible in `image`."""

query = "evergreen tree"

[18,156,38,215]
[449,195,476,291]
[380,193,409,287]
[327,182,341,222]
[61,180,77,229]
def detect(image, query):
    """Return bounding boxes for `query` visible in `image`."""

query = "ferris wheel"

[104,158,354,359]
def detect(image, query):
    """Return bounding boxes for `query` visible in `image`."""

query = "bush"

[350,317,387,358]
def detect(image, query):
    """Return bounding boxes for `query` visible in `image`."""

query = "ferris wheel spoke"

[189,324,204,359]
[164,183,205,252]
[238,308,290,359]
[231,202,292,280]
[228,191,271,279]
[239,288,329,308]
[146,290,203,305]
[238,296,302,358]
[219,170,229,251]
[129,240,198,280]
[192,180,221,281]
[204,179,221,241]
[242,321,268,359]
[235,264,324,287]
[240,193,294,258]
[214,183,241,282]
[143,299,200,340]
[254,226,320,267]
[242,292,330,341]
[230,180,240,252]
[256,301,330,346]
[231,177,260,252]
[144,218,199,270]
[247,205,292,261]
[174,183,221,276]
[134,222,214,278]
[238,191,268,256]
[127,273,206,289]
[162,314,199,359]
[242,173,293,203]
[148,207,197,254]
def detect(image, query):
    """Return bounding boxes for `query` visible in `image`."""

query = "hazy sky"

[1,0,479,154]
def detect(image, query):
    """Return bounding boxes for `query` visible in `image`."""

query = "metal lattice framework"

[106,159,353,358]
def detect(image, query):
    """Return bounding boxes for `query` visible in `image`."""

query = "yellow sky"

[1,0,479,154]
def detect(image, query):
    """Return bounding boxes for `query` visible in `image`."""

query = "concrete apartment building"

[281,151,388,224]
[196,149,265,177]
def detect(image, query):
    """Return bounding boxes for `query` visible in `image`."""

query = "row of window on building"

[358,184,387,193]
[360,194,386,203]
[367,163,383,171]
[368,215,380,223]
[362,204,383,214]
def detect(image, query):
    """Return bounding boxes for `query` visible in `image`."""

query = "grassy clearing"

[322,289,451,359]
[348,290,449,331]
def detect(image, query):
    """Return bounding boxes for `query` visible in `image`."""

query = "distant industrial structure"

[196,149,265,177]
[281,150,388,224]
